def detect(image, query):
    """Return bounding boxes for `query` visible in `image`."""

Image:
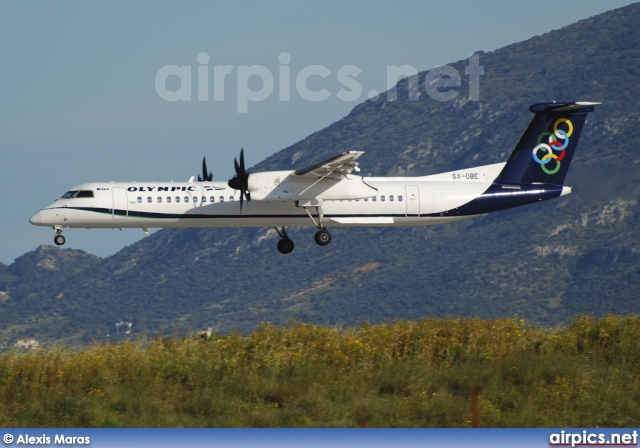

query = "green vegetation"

[1,316,639,427]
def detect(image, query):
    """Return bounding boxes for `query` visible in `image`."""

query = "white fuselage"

[30,163,508,230]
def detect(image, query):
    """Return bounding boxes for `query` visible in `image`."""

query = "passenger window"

[398,195,403,202]
[176,197,180,203]
[193,196,198,203]
[157,197,162,203]
[147,197,151,203]
[210,196,215,203]
[364,198,369,202]
[167,196,171,203]
[229,196,234,202]
[389,195,394,202]
[184,196,189,203]
[220,196,224,203]
[137,197,142,203]
[381,195,386,202]
[201,196,206,203]
[372,196,377,202]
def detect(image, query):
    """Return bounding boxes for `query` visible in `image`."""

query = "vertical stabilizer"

[495,102,598,185]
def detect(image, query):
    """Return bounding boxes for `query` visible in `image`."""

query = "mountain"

[2,4,640,344]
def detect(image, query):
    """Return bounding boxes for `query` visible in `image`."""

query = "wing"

[294,151,364,180]
[288,151,375,200]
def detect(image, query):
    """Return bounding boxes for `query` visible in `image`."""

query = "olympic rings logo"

[532,118,573,175]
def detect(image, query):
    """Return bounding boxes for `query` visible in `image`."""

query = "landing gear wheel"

[314,229,332,246]
[277,238,295,254]
[54,235,66,246]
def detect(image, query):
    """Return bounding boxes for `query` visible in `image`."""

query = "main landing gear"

[314,228,332,246]
[306,205,332,247]
[53,228,66,246]
[274,206,333,254]
[275,227,294,254]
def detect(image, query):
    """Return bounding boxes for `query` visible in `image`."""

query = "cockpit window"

[61,190,94,199]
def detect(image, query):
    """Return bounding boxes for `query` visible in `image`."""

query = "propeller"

[227,148,250,211]
[198,157,213,182]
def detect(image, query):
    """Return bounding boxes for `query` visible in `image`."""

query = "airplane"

[29,101,598,254]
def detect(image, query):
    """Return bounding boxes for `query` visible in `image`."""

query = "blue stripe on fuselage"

[434,183,563,217]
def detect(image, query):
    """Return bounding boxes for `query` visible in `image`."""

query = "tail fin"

[495,102,599,186]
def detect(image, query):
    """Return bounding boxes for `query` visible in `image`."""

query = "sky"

[1,0,636,265]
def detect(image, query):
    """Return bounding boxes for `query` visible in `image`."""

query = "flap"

[294,151,364,179]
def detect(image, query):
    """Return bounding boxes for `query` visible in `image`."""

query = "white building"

[15,338,39,349]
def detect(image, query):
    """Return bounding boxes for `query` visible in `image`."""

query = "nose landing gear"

[53,228,66,246]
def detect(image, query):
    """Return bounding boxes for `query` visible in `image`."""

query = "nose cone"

[29,211,42,225]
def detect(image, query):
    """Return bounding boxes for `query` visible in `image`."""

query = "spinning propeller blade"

[227,148,250,212]
[197,157,213,182]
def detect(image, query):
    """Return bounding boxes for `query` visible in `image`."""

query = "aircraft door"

[405,185,420,216]
[112,187,128,220]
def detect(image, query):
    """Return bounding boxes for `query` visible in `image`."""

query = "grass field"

[1,315,639,427]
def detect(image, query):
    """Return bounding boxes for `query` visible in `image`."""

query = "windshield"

[61,190,94,199]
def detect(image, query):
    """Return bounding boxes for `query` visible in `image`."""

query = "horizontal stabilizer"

[529,101,600,113]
